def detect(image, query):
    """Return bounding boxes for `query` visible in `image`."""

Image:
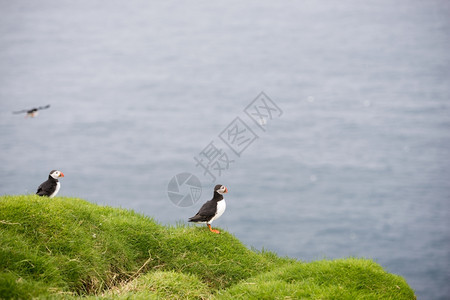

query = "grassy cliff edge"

[0,195,415,299]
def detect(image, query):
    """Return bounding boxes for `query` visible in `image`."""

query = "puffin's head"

[50,170,64,179]
[214,184,228,195]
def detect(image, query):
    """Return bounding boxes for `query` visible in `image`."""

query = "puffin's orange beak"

[60,172,65,177]
[224,187,228,193]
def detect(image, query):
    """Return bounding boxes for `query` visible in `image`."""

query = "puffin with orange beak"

[36,170,64,198]
[188,184,228,234]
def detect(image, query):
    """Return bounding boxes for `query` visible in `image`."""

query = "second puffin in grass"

[188,184,228,234]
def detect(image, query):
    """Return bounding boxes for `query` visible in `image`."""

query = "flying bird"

[188,184,228,234]
[36,170,64,198]
[13,105,51,118]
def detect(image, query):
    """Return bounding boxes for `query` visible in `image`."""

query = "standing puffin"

[188,184,228,234]
[36,170,64,198]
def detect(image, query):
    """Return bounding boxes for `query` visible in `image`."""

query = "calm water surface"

[1,1,449,299]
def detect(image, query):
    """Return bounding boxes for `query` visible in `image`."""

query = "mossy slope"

[0,195,415,299]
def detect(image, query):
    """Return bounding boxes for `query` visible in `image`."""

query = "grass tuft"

[217,258,415,299]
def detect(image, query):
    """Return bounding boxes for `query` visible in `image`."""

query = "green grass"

[0,195,415,299]
[217,259,414,299]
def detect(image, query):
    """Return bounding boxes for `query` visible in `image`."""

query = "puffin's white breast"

[208,199,226,224]
[49,182,60,198]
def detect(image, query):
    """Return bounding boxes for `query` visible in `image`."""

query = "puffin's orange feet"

[207,224,220,234]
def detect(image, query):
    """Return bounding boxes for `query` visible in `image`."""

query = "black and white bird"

[36,170,64,198]
[13,105,50,118]
[188,184,228,234]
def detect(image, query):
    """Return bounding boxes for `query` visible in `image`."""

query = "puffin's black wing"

[37,105,50,110]
[12,109,29,114]
[188,200,217,222]
[36,179,56,197]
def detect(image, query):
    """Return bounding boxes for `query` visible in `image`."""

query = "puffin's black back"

[188,188,224,222]
[36,175,58,197]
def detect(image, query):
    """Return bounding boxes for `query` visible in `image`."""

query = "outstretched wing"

[188,200,217,222]
[12,109,28,114]
[37,104,50,110]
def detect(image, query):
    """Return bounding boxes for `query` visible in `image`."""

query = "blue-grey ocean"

[1,1,449,299]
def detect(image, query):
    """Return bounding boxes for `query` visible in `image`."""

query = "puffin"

[188,184,228,234]
[36,170,64,198]
[13,105,50,118]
